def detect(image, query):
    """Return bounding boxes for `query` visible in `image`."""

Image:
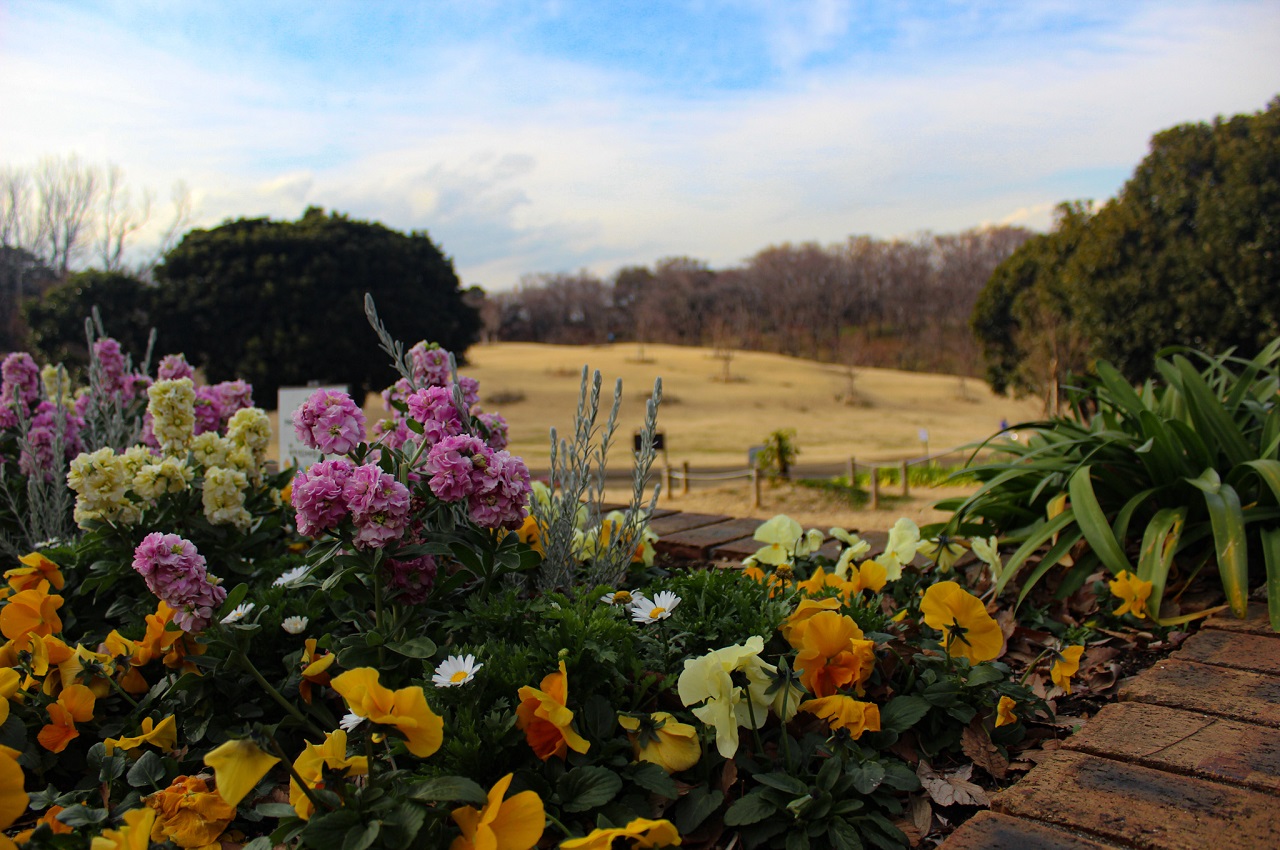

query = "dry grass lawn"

[430,342,1043,470]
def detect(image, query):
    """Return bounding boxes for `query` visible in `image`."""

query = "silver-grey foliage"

[535,367,662,592]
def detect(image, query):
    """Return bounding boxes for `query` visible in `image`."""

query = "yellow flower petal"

[203,739,279,807]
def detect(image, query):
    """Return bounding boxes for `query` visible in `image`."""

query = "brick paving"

[942,601,1280,850]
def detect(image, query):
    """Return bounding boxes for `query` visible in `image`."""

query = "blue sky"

[2,1,1277,289]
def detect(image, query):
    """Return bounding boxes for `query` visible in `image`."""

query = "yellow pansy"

[450,773,544,850]
[515,661,590,761]
[1050,645,1086,695]
[920,581,1003,664]
[798,695,881,739]
[203,738,280,807]
[290,729,368,820]
[560,817,681,849]
[331,667,444,759]
[105,715,178,756]
[994,695,1017,728]
[90,808,156,850]
[1108,570,1153,619]
[144,775,235,848]
[618,712,700,774]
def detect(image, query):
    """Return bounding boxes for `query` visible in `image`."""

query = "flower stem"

[265,729,327,815]
[234,651,325,738]
[108,676,140,710]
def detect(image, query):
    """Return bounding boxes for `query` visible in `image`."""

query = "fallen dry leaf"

[961,722,1009,779]
[910,793,933,834]
[916,762,991,808]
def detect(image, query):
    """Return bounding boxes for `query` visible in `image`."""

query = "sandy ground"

[602,480,978,534]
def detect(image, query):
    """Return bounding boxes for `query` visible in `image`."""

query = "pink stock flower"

[424,435,490,502]
[406,387,466,446]
[157,354,195,381]
[93,338,131,396]
[1,352,41,409]
[132,533,227,632]
[372,417,411,450]
[20,401,84,479]
[193,387,223,435]
[342,463,411,549]
[458,376,480,408]
[214,380,253,416]
[408,343,452,387]
[291,458,356,536]
[383,554,438,604]
[468,449,531,529]
[292,389,366,455]
[477,413,509,451]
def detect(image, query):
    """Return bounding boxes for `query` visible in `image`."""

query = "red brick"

[1119,658,1280,727]
[655,518,763,560]
[941,811,1127,850]
[1064,702,1280,795]
[995,750,1280,849]
[1177,629,1280,676]
[648,512,732,536]
[709,536,762,560]
[1203,602,1279,638]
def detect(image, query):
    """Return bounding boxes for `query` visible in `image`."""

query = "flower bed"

[0,306,1193,850]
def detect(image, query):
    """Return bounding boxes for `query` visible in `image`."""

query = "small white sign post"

[277,385,349,471]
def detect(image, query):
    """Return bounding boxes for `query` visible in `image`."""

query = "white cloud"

[1,1,1276,289]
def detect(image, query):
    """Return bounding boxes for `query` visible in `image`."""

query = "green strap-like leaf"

[995,509,1078,596]
[1201,481,1250,619]
[1175,355,1253,468]
[1014,528,1084,609]
[1069,466,1132,575]
[1260,527,1280,632]
[1137,508,1186,620]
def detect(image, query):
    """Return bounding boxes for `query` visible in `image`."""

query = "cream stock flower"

[147,378,196,455]
[202,466,251,529]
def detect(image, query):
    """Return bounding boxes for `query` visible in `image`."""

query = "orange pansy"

[516,661,590,761]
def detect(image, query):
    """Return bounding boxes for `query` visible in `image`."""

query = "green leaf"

[241,838,275,850]
[300,809,363,847]
[754,773,809,795]
[557,766,623,813]
[995,509,1077,596]
[126,750,166,789]
[724,792,776,827]
[385,636,436,659]
[786,827,812,850]
[219,583,249,616]
[1201,480,1250,618]
[674,786,723,834]
[828,818,865,850]
[1137,507,1185,619]
[254,802,300,819]
[626,763,678,799]
[341,821,381,850]
[848,761,886,795]
[1260,527,1280,632]
[1068,466,1131,575]
[879,696,930,733]
[57,806,109,828]
[963,665,1005,687]
[405,776,487,805]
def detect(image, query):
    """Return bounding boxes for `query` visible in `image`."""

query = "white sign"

[918,428,929,444]
[277,385,349,471]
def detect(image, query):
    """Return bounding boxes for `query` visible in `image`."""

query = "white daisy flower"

[339,711,365,732]
[432,654,483,688]
[281,615,309,634]
[600,589,642,606]
[272,565,309,587]
[630,590,681,624]
[220,602,254,624]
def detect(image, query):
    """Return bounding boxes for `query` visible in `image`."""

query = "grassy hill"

[409,342,1043,471]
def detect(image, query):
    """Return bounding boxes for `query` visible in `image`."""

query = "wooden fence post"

[751,468,761,509]
[901,459,910,498]
[681,461,690,496]
[663,465,672,496]
[847,456,856,487]
[870,467,880,510]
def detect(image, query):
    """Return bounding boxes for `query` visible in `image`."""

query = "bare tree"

[97,164,152,272]
[34,154,100,275]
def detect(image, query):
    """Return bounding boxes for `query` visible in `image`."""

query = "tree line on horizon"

[481,226,1032,377]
